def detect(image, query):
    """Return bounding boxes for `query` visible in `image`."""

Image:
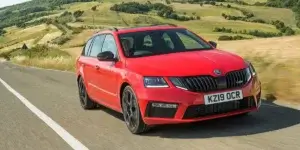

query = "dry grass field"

[219,36,300,102]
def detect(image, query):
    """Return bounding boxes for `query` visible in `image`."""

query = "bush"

[0,29,6,36]
[218,35,250,41]
[110,2,194,21]
[0,45,71,61]
[52,36,71,45]
[73,10,84,18]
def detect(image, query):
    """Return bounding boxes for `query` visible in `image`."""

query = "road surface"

[0,62,300,150]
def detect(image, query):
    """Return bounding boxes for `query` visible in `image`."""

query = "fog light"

[151,103,178,108]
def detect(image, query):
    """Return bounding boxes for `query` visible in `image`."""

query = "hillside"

[0,0,300,102]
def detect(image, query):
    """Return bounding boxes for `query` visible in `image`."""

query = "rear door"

[76,37,94,96]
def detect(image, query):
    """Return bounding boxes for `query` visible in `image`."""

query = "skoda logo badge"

[214,69,222,76]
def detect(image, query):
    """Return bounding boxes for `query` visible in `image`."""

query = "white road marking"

[0,77,89,150]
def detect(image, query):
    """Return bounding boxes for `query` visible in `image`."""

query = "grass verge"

[0,45,76,72]
[11,56,76,72]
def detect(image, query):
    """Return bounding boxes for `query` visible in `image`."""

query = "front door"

[94,34,120,109]
[85,34,106,102]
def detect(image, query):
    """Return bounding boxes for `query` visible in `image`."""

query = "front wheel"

[121,86,149,134]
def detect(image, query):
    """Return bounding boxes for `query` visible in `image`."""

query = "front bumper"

[136,77,261,125]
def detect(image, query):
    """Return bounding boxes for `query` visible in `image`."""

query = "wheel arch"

[119,82,131,106]
[77,74,82,84]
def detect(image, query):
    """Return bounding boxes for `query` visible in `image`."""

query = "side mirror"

[97,51,117,61]
[208,41,217,48]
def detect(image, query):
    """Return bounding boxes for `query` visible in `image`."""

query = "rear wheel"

[121,86,149,134]
[78,77,97,109]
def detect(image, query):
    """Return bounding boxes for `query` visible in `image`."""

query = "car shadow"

[99,100,300,139]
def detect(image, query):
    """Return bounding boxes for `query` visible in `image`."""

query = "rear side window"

[89,35,105,57]
[82,38,93,56]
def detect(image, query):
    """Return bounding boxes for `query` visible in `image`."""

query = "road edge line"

[6,62,76,74]
[0,77,88,150]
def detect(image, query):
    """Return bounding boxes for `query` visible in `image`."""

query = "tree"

[22,43,28,50]
[91,6,97,11]
[91,6,97,28]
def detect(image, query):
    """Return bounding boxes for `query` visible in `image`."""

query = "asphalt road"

[1,62,300,150]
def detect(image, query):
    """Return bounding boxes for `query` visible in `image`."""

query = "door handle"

[94,65,100,70]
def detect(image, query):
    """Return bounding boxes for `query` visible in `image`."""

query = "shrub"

[110,2,194,21]
[73,10,84,18]
[52,36,71,45]
[218,35,250,41]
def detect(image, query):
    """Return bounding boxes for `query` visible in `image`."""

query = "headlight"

[143,77,169,88]
[245,67,252,82]
[245,61,257,82]
[248,62,256,76]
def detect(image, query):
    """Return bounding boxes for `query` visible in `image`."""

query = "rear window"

[118,28,213,58]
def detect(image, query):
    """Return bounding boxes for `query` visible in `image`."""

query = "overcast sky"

[0,0,30,8]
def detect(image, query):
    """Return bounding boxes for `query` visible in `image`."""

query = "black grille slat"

[193,77,202,91]
[183,97,256,119]
[197,77,207,92]
[172,69,248,93]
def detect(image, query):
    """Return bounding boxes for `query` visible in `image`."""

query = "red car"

[76,24,261,134]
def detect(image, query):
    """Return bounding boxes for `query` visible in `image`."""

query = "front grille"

[145,102,178,118]
[171,69,248,93]
[183,96,256,119]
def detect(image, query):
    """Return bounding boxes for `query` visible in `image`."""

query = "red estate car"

[76,24,262,134]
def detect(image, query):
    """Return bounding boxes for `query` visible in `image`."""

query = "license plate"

[204,90,243,105]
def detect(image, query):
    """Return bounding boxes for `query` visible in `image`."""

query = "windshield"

[118,28,213,58]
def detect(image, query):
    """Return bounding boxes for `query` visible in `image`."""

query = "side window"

[101,34,118,57]
[82,38,93,56]
[176,32,203,49]
[89,35,105,57]
[162,33,174,49]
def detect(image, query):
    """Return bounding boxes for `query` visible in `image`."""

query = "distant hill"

[0,0,300,102]
[0,0,300,50]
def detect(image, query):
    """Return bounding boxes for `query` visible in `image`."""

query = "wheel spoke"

[129,115,136,128]
[122,88,140,131]
[126,92,131,106]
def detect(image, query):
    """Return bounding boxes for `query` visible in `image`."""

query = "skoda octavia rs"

[76,24,262,134]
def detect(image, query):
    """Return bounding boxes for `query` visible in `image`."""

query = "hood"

[125,49,247,77]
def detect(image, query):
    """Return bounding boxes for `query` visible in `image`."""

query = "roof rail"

[96,27,118,33]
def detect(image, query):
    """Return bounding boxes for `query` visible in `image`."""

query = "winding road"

[0,62,300,150]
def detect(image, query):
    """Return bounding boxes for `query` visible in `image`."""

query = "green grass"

[63,1,279,41]
[224,2,297,27]
[173,3,243,17]
[0,37,8,43]
[240,0,267,4]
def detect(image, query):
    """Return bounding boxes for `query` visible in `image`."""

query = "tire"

[121,86,149,134]
[78,77,97,110]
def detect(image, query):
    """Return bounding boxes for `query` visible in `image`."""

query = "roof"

[96,24,186,35]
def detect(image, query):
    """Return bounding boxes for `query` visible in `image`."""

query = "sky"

[0,0,30,8]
